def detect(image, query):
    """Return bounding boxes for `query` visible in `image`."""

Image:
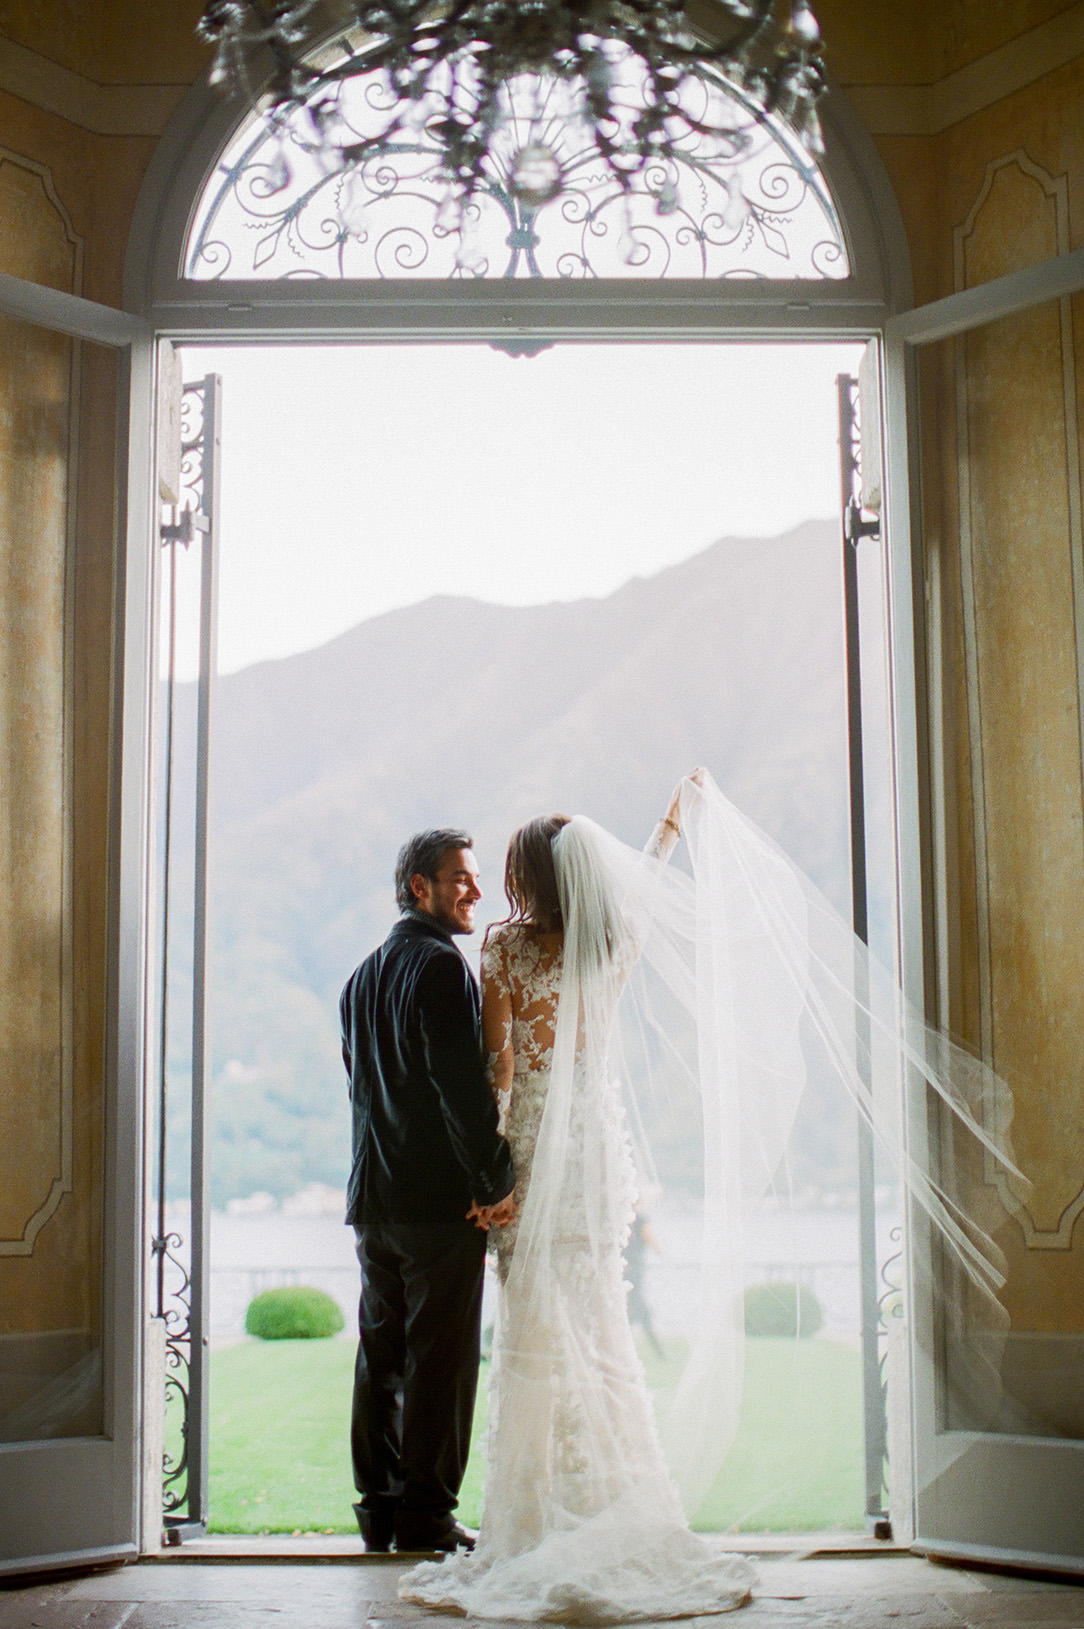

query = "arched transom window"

[186,36,849,283]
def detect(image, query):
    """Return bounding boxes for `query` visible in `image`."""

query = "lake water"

[183,1203,902,1341]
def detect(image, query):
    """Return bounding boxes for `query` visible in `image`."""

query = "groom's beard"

[427,898,477,936]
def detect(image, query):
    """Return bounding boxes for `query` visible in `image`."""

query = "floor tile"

[947,1597,1084,1628]
[5,1552,1084,1629]
[58,1562,386,1606]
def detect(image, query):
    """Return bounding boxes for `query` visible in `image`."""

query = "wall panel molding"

[953,151,1084,1249]
[0,147,81,1258]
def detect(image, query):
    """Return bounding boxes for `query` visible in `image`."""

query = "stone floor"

[4,1548,1084,1629]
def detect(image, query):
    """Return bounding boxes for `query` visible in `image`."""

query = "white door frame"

[0,272,156,1573]
[883,243,1084,1569]
[117,56,950,1559]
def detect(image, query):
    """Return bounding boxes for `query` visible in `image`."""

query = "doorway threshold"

[151,1532,909,1563]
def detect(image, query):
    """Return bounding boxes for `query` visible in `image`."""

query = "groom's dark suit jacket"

[341,911,514,1226]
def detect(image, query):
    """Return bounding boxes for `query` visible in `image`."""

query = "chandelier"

[198,1,826,218]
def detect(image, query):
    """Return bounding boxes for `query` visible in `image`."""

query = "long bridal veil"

[401,771,1017,1622]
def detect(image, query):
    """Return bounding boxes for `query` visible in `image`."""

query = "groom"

[341,828,516,1554]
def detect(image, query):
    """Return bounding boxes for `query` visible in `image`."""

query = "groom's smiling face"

[412,846,481,936]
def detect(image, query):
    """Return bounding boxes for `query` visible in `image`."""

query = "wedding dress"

[399,773,1016,1623]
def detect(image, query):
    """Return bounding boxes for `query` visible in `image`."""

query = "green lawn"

[207,1334,864,1535]
[691,1339,865,1531]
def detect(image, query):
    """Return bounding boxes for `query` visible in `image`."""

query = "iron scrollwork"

[840,372,881,550]
[187,46,849,282]
[879,1224,905,1332]
[153,1230,196,1516]
[179,383,211,520]
[873,1223,905,1537]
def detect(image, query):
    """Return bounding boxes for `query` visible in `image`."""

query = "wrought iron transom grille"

[186,39,849,281]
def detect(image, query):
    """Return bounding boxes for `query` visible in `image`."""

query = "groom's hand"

[487,1189,516,1228]
[466,1190,516,1230]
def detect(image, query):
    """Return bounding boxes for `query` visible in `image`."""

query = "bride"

[400,769,1013,1623]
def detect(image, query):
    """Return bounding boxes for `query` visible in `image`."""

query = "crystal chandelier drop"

[198,1,826,217]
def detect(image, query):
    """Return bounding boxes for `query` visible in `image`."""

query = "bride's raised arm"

[646,766,705,862]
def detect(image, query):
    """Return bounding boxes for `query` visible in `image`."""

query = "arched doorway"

[130,34,910,1549]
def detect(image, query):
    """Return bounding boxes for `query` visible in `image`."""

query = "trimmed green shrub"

[244,1285,345,1341]
[743,1281,823,1339]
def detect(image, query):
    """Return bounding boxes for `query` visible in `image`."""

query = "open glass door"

[0,276,154,1571]
[149,369,220,1541]
[884,246,1084,1568]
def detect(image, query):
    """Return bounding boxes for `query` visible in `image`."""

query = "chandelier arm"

[699,0,778,65]
[197,0,827,224]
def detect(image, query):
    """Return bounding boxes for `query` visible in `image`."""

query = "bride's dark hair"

[504,815,570,930]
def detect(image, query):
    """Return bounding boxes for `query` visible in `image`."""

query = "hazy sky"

[178,340,866,678]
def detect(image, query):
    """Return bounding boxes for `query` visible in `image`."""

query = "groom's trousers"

[352,1220,486,1548]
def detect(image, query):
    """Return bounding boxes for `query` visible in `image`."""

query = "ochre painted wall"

[0,0,205,85]
[0,147,117,1437]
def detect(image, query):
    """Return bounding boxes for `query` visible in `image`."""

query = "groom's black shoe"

[434,1523,476,1553]
[353,1501,395,1552]
[395,1518,476,1553]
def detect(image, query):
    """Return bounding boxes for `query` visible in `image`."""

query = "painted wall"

[0,150,115,1438]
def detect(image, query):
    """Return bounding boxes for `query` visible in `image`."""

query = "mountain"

[166,518,860,1204]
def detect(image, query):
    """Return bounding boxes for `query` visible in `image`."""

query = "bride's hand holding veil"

[649,766,705,863]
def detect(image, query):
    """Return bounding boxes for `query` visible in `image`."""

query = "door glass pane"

[0,320,118,1442]
[917,291,1084,1439]
[152,387,215,1527]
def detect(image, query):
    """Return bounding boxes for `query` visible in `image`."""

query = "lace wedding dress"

[399,774,1016,1623]
[401,883,755,1620]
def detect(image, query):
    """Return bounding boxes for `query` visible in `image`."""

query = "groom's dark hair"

[395,828,474,911]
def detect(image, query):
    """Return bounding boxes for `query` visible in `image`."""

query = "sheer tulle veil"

[400,770,1018,1620]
